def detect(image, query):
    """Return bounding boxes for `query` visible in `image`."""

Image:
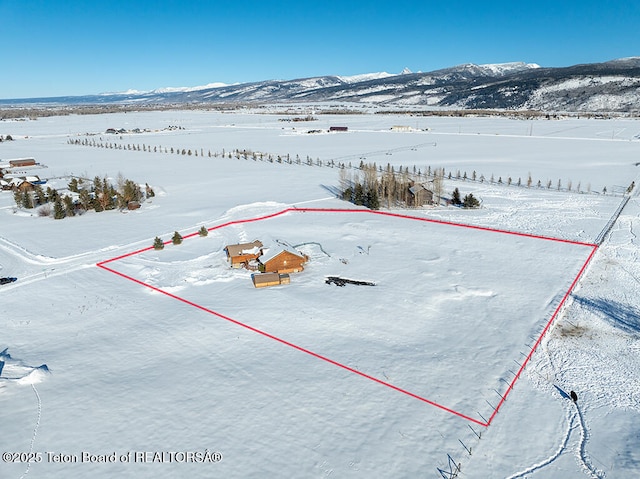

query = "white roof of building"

[225,240,263,257]
[258,246,305,264]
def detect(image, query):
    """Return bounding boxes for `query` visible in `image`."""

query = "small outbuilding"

[224,240,264,268]
[252,272,290,288]
[258,247,308,274]
[9,158,36,168]
[408,184,434,206]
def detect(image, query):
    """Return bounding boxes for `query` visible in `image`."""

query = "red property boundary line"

[97,207,599,427]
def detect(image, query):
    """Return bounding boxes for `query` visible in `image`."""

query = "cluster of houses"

[223,240,309,288]
[0,158,46,191]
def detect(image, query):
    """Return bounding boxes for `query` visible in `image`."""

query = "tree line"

[339,163,479,209]
[70,136,624,197]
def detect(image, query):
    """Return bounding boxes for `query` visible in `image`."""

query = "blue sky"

[1,0,639,99]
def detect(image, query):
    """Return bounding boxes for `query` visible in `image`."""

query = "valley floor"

[1,111,639,478]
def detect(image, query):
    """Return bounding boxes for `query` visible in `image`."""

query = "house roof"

[409,183,433,195]
[258,246,306,265]
[225,240,263,257]
[252,272,281,285]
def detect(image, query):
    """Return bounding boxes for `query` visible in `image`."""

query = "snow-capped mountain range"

[3,58,640,112]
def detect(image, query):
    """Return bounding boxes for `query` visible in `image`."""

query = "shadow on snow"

[571,295,640,336]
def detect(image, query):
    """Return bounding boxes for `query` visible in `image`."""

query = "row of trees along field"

[153,227,209,250]
[14,174,154,219]
[339,163,479,209]
[72,136,628,196]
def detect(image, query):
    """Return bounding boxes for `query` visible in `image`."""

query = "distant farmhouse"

[9,158,37,168]
[0,175,45,191]
[0,158,43,191]
[408,183,434,206]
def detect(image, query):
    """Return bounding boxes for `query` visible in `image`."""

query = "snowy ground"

[1,111,639,478]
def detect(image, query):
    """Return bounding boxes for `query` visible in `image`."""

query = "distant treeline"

[70,134,630,197]
[4,103,639,121]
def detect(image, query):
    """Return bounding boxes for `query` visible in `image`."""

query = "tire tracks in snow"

[0,213,235,290]
[575,401,605,479]
[506,399,604,479]
[506,408,575,479]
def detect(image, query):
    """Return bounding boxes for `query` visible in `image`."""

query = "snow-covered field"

[1,111,639,478]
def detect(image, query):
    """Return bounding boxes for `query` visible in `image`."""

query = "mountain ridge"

[1,59,639,112]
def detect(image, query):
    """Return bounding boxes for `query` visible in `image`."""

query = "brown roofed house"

[224,240,264,268]
[258,247,308,274]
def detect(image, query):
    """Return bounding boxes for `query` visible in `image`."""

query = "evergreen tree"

[34,186,46,205]
[46,186,56,202]
[451,188,462,206]
[68,178,79,192]
[78,189,92,211]
[93,176,103,196]
[21,191,33,209]
[463,193,480,209]
[172,231,183,245]
[354,182,365,206]
[365,186,380,210]
[198,226,209,237]
[63,195,75,216]
[105,179,117,210]
[153,237,164,250]
[53,197,65,219]
[117,179,141,209]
